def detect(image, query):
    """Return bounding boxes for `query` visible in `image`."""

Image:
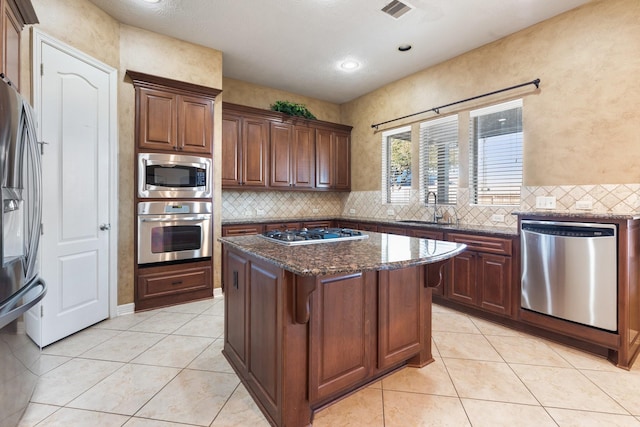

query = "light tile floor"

[20,289,640,426]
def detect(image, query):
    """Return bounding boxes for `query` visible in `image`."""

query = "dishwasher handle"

[521,222,615,238]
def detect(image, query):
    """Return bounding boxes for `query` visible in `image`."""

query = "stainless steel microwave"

[138,153,212,198]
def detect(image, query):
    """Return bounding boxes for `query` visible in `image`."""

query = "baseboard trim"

[117,303,135,316]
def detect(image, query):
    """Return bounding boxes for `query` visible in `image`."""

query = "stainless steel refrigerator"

[0,76,47,427]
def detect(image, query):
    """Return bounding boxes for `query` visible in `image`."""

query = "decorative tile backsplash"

[222,191,345,221]
[223,184,640,227]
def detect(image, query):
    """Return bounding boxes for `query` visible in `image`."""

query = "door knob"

[99,223,111,231]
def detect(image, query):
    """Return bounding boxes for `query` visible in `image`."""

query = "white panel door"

[29,32,116,346]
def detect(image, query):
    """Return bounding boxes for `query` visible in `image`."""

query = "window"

[469,99,523,206]
[419,115,458,205]
[382,126,412,204]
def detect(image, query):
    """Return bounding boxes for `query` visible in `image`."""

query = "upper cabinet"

[315,127,350,191]
[222,102,351,191]
[222,111,269,188]
[1,0,38,92]
[127,70,221,155]
[270,122,315,188]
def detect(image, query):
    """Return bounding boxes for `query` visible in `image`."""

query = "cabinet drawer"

[264,222,302,231]
[138,266,211,301]
[303,220,333,229]
[446,233,513,256]
[223,224,264,236]
[358,223,379,232]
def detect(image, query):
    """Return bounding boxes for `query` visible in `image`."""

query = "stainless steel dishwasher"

[521,220,617,331]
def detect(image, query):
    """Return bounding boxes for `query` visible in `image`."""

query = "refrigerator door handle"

[0,278,46,329]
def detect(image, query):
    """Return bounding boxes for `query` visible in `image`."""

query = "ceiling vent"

[381,0,413,19]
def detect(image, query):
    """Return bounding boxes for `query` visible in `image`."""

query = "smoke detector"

[381,0,413,19]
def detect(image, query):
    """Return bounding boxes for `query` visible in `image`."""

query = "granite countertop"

[222,216,519,237]
[513,211,640,220]
[219,231,467,276]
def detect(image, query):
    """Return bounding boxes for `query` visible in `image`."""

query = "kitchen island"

[219,231,466,426]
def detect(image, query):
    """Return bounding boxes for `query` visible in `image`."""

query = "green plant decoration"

[270,100,317,120]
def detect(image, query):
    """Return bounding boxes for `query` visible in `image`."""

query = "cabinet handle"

[171,280,183,286]
[233,271,239,289]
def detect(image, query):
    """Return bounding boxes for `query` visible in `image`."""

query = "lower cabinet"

[136,260,212,311]
[446,233,514,317]
[222,245,432,425]
[221,224,264,236]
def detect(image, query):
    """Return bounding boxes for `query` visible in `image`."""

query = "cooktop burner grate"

[260,228,369,246]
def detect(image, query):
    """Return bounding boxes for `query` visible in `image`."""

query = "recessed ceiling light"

[142,0,161,3]
[398,44,412,52]
[340,60,360,71]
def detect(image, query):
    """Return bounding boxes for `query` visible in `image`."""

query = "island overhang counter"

[219,231,466,427]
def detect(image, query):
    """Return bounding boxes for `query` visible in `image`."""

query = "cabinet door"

[264,222,301,232]
[2,1,21,91]
[138,87,177,151]
[292,125,315,188]
[270,122,292,187]
[224,250,249,370]
[334,132,350,190]
[447,250,477,305]
[178,94,213,154]
[309,272,373,403]
[358,223,378,232]
[315,128,334,188]
[222,224,264,236]
[378,267,423,369]
[221,113,242,187]
[478,254,512,316]
[378,225,408,235]
[242,116,269,187]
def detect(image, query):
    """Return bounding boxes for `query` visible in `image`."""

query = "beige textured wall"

[343,0,640,191]
[119,25,223,303]
[223,77,342,123]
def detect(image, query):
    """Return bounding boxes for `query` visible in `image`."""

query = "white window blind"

[469,99,523,206]
[381,126,412,204]
[419,115,458,205]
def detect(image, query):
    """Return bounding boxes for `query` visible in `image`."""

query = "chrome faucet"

[426,191,443,223]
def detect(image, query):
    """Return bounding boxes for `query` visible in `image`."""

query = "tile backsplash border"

[222,184,640,227]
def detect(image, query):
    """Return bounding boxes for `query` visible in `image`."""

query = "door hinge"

[41,223,44,235]
[40,305,44,317]
[40,63,44,76]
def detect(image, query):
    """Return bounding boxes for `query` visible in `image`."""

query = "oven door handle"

[140,216,208,222]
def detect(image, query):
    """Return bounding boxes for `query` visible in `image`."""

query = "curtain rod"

[371,78,540,130]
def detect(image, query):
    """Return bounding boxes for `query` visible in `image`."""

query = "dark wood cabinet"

[1,0,37,92]
[136,260,213,311]
[128,71,220,311]
[222,245,434,425]
[264,222,301,232]
[222,111,269,188]
[378,225,408,235]
[270,122,315,188]
[222,102,350,191]
[309,272,374,403]
[315,128,351,190]
[445,232,514,317]
[222,224,264,236]
[128,71,219,155]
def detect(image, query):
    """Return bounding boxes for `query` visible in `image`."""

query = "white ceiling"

[87,0,590,104]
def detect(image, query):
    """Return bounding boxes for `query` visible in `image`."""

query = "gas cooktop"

[260,228,369,246]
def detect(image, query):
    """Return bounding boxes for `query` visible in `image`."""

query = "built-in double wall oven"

[137,153,212,265]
